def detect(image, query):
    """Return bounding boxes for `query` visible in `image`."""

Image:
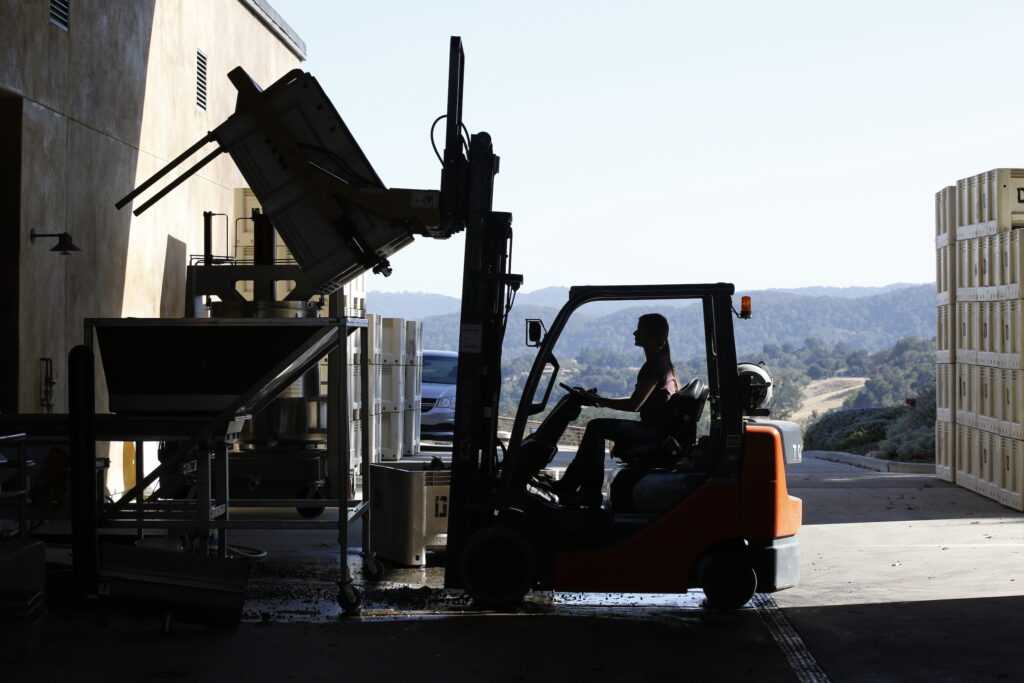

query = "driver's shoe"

[556,488,603,508]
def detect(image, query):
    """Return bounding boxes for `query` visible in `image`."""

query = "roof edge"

[238,0,307,61]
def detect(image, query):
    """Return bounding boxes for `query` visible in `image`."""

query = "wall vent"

[196,50,208,111]
[49,0,70,31]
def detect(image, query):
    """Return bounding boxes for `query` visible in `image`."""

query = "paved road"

[11,455,1024,682]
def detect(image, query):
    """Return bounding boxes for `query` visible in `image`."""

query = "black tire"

[296,488,325,519]
[461,526,536,609]
[702,549,757,610]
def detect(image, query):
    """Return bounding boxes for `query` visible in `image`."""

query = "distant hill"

[416,284,936,358]
[762,283,925,299]
[365,291,460,319]
[369,283,931,320]
[367,286,682,319]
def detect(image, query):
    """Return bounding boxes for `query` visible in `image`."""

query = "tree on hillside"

[842,337,935,409]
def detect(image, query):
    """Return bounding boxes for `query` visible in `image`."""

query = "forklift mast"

[440,38,522,588]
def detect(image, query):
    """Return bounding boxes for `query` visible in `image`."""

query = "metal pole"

[216,442,229,559]
[69,345,98,596]
[132,146,225,217]
[114,132,214,209]
[197,444,211,553]
[16,443,27,537]
[328,296,359,613]
[203,211,213,267]
[359,324,374,569]
[135,440,144,540]
[252,208,275,302]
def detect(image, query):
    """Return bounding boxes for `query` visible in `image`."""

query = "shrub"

[804,387,936,461]
[805,406,905,454]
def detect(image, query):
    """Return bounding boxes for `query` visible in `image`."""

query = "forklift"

[434,39,804,609]
[449,284,803,609]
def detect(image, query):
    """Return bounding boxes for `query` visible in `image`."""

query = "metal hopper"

[88,317,341,417]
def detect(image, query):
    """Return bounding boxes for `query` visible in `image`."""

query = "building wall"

[0,0,303,414]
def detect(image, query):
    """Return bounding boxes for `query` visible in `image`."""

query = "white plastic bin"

[405,320,423,364]
[380,410,404,461]
[381,317,407,365]
[369,463,450,566]
[402,407,421,456]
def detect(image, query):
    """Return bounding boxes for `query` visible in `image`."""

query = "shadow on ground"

[11,601,797,683]
[786,595,1024,683]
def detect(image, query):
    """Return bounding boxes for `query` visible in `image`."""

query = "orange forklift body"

[552,425,802,593]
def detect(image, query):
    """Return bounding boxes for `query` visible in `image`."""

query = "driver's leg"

[559,418,659,501]
[577,420,660,497]
[557,418,620,496]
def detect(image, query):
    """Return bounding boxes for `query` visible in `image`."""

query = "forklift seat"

[609,444,710,514]
[609,379,711,514]
[623,470,708,514]
[610,378,709,465]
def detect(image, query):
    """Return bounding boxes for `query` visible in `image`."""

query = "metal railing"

[496,416,586,446]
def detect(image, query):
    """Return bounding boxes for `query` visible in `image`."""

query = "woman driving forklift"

[553,313,681,506]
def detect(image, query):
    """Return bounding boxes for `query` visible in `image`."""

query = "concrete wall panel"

[134,0,300,188]
[63,120,143,413]
[65,0,157,147]
[0,0,69,109]
[18,101,68,412]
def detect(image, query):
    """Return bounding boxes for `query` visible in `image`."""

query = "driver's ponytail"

[639,313,678,389]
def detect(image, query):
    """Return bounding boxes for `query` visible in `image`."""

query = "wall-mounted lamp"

[30,229,81,255]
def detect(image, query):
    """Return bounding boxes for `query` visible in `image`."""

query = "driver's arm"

[593,377,657,412]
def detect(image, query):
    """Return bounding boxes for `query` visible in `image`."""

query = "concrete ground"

[7,454,1024,682]
[777,455,1024,683]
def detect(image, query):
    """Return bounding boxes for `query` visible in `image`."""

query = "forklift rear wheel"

[701,550,757,611]
[461,526,536,609]
[296,488,325,519]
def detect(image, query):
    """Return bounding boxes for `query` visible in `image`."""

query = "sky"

[273,0,1024,297]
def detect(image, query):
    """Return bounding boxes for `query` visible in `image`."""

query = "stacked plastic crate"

[403,321,423,456]
[348,313,382,490]
[379,317,406,461]
[942,169,1024,511]
[935,185,957,483]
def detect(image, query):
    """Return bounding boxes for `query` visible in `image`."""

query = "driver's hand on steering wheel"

[577,386,600,407]
[560,383,600,406]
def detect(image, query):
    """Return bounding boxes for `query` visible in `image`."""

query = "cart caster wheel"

[338,582,362,616]
[701,549,757,611]
[297,488,326,519]
[461,526,536,610]
[363,556,384,582]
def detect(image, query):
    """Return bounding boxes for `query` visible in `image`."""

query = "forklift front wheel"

[701,549,758,611]
[461,526,536,610]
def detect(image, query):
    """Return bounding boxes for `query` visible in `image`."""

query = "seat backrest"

[666,378,709,448]
[609,378,709,466]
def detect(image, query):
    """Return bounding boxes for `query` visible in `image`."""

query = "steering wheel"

[559,383,597,405]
